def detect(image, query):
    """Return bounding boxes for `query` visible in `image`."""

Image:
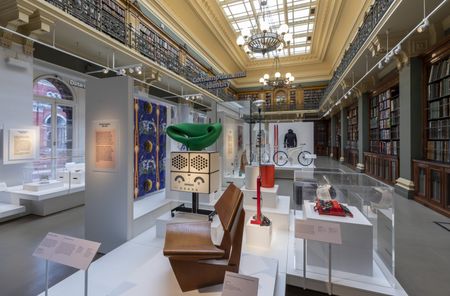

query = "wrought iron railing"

[320,0,395,105]
[44,0,232,100]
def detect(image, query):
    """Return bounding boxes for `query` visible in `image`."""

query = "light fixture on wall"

[259,57,294,88]
[236,0,292,57]
[417,18,429,33]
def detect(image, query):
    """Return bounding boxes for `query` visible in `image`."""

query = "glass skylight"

[219,0,317,59]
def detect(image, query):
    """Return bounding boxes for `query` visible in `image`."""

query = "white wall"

[268,122,314,161]
[85,76,134,253]
[0,45,33,187]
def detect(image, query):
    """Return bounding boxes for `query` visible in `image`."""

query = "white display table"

[223,173,245,188]
[7,183,85,216]
[303,201,373,276]
[242,184,279,208]
[244,195,290,230]
[246,219,272,248]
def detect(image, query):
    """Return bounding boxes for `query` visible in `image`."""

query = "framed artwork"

[93,120,118,171]
[3,127,39,164]
[133,97,167,199]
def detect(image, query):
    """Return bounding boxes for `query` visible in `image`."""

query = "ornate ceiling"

[140,0,374,88]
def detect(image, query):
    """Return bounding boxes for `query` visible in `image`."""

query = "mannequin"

[284,129,297,148]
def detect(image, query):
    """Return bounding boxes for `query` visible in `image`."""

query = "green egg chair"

[166,123,222,151]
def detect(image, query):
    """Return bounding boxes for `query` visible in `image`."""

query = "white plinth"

[246,219,272,248]
[23,180,64,192]
[242,184,279,208]
[245,165,259,190]
[156,212,223,245]
[303,201,373,276]
[244,195,290,230]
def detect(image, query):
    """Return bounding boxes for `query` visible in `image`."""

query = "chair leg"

[169,258,238,292]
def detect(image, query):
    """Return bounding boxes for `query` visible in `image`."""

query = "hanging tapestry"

[133,98,167,199]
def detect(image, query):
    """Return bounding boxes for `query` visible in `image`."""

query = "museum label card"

[295,219,342,245]
[33,232,101,270]
[222,271,258,296]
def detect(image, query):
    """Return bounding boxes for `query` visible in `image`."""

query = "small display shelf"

[345,104,358,167]
[413,37,450,217]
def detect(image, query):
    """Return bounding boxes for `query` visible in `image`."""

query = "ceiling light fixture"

[236,1,292,57]
[259,57,294,88]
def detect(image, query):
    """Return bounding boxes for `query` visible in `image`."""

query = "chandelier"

[236,1,293,56]
[259,57,294,87]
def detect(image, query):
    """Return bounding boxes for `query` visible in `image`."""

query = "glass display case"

[22,150,85,192]
[290,171,396,292]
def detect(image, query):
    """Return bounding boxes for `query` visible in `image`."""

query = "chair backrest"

[215,183,244,262]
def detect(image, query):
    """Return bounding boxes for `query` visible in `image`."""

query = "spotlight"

[344,94,348,99]
[348,90,352,95]
[394,44,401,55]
[128,67,134,74]
[384,55,391,63]
[417,18,429,33]
[118,68,126,75]
[136,66,142,75]
[103,68,109,74]
[378,61,384,70]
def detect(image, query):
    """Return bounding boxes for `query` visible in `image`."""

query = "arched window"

[32,76,76,173]
[33,77,73,101]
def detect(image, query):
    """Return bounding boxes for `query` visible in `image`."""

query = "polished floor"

[0,157,449,296]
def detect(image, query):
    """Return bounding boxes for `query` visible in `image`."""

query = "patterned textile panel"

[134,98,167,199]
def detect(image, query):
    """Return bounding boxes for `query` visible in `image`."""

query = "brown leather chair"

[163,183,245,292]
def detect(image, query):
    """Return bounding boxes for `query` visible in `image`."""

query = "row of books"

[426,141,450,162]
[428,57,450,83]
[370,118,378,129]
[380,129,391,140]
[101,0,124,19]
[428,119,450,140]
[391,112,400,126]
[380,109,391,120]
[428,78,450,100]
[391,126,399,139]
[391,97,400,111]
[429,98,450,119]
[380,118,391,129]
[380,141,399,155]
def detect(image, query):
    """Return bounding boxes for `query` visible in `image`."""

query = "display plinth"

[23,180,64,192]
[155,212,223,245]
[244,165,259,190]
[242,184,279,208]
[245,219,272,248]
[303,201,373,276]
[244,195,290,230]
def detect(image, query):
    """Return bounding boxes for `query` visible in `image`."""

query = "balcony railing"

[44,0,234,101]
[320,0,395,105]
[262,103,314,112]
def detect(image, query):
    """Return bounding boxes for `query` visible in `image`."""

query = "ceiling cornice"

[139,0,236,74]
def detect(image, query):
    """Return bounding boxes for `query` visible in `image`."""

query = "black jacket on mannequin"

[284,129,297,148]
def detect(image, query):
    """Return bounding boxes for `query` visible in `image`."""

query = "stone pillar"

[340,107,347,162]
[357,93,370,172]
[395,58,423,198]
[330,114,336,158]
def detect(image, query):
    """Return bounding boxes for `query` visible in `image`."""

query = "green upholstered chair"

[166,123,222,151]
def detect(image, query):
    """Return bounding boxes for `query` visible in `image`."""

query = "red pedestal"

[260,164,275,188]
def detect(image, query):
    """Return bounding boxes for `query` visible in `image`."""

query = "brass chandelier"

[236,0,293,57]
[259,57,294,87]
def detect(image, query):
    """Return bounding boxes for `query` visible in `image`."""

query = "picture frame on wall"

[93,120,118,172]
[2,127,39,164]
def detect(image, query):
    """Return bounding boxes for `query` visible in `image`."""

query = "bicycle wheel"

[273,151,288,166]
[298,151,313,166]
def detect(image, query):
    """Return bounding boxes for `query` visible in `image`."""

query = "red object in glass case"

[260,164,275,188]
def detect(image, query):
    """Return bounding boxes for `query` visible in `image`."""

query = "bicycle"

[273,143,315,166]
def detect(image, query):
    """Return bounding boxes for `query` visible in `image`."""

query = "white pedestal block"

[23,180,64,192]
[246,219,272,248]
[245,165,259,190]
[155,212,223,245]
[242,184,279,208]
[70,171,85,184]
[303,201,373,276]
[244,195,290,230]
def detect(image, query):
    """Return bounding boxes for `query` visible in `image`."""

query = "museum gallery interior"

[0,0,449,295]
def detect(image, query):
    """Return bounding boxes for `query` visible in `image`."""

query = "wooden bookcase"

[364,81,400,184]
[333,113,341,161]
[344,104,358,167]
[413,37,450,217]
[314,120,329,156]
